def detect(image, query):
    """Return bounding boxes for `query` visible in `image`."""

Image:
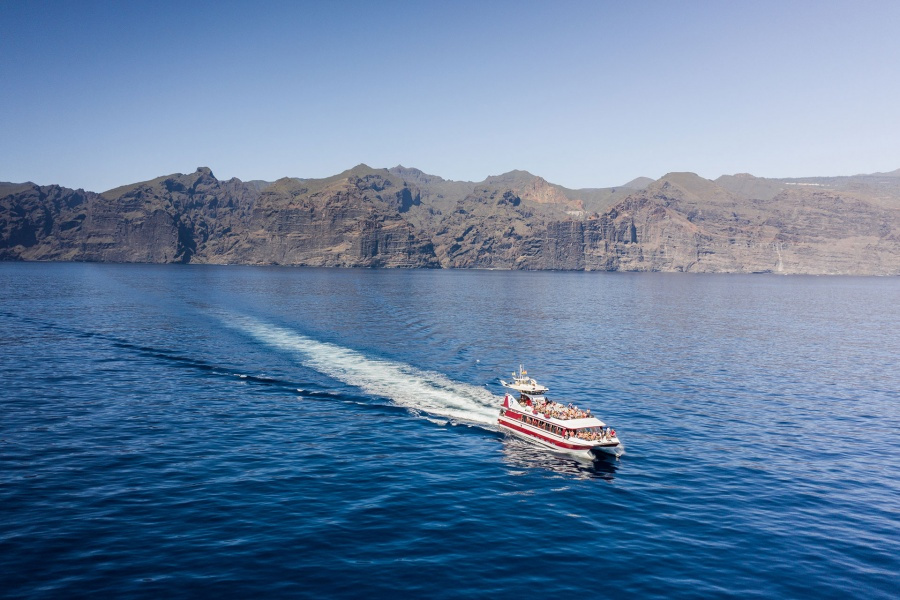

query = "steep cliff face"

[224,167,438,267]
[491,171,900,274]
[2,165,900,274]
[0,183,96,261]
[88,167,259,263]
[428,187,539,269]
[0,166,440,268]
[568,173,900,274]
[0,168,259,263]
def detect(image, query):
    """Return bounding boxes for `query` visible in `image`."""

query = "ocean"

[1,263,898,598]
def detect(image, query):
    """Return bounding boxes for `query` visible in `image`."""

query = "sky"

[1,0,899,192]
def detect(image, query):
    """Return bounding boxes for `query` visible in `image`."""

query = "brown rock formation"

[2,165,899,274]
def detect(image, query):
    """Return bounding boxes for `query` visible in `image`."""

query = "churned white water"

[224,314,500,426]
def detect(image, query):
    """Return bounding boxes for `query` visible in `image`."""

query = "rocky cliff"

[2,165,899,274]
[0,165,439,268]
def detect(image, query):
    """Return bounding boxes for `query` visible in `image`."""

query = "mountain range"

[2,165,900,274]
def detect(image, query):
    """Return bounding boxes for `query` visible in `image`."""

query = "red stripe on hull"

[498,417,616,452]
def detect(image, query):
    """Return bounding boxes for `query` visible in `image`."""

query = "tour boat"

[497,366,621,459]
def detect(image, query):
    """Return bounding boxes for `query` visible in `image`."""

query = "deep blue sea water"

[1,263,898,599]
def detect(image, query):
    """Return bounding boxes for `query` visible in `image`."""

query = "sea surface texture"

[1,263,898,599]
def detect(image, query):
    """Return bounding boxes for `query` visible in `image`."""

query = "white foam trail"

[223,314,500,426]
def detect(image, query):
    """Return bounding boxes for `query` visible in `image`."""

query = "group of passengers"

[530,398,591,421]
[572,427,616,442]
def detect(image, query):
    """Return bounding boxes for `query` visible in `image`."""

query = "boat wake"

[222,314,500,427]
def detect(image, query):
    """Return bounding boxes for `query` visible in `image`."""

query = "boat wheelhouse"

[497,365,621,459]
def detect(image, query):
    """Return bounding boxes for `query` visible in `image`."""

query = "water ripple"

[1,265,898,599]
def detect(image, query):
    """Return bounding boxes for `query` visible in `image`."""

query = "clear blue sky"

[2,0,898,192]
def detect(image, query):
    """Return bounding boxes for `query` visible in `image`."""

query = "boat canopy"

[546,416,606,428]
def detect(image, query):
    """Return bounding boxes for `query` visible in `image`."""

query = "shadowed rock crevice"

[175,216,196,263]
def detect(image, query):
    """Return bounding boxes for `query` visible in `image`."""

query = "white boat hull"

[498,412,620,460]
